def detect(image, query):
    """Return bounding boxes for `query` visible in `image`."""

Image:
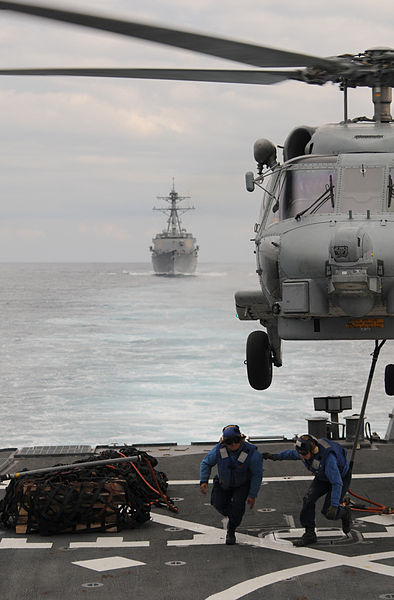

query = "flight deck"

[0,439,393,600]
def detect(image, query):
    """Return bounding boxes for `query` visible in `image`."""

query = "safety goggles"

[297,449,310,456]
[223,436,242,445]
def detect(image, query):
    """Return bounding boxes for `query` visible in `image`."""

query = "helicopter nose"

[328,225,379,317]
[329,225,372,263]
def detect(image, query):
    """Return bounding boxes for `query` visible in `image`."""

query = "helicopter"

[1,1,394,392]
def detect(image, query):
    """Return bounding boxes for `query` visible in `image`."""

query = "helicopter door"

[339,166,384,213]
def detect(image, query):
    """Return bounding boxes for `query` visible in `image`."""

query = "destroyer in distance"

[150,184,199,276]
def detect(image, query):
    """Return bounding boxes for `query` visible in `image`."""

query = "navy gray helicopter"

[1,2,394,391]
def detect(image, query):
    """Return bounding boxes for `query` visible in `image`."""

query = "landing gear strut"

[245,330,273,390]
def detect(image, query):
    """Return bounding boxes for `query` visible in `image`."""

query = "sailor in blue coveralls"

[264,434,352,546]
[200,425,263,545]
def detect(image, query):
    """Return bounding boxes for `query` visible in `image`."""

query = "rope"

[144,456,178,513]
[347,488,393,514]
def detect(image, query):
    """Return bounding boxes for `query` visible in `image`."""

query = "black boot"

[293,527,317,547]
[341,506,352,534]
[226,525,236,545]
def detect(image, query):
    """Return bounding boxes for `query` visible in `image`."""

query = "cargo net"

[0,446,178,535]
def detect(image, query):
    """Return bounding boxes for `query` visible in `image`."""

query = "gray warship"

[150,183,198,276]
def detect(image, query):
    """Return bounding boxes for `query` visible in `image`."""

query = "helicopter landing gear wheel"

[246,330,273,390]
[385,364,394,395]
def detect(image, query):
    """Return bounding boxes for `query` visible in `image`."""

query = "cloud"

[0,0,393,261]
[0,226,45,240]
[77,222,130,240]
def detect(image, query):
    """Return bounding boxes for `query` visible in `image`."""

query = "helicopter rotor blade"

[0,1,339,71]
[0,67,304,85]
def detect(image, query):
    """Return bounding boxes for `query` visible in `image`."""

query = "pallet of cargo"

[14,478,130,534]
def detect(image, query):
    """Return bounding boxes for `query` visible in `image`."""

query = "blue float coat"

[273,448,347,506]
[200,443,263,498]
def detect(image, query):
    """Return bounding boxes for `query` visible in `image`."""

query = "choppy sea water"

[1,262,393,448]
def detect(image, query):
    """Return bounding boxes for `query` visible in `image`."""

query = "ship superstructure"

[150,183,198,275]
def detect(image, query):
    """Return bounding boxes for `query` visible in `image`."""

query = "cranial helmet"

[295,435,317,455]
[222,424,242,438]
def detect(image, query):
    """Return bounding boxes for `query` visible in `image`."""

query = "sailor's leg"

[228,482,250,529]
[300,478,329,529]
[294,479,328,547]
[210,479,232,518]
[322,469,352,522]
[224,483,250,545]
[335,470,353,533]
[321,488,334,518]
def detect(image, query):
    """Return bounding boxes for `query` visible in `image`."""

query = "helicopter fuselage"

[236,121,394,368]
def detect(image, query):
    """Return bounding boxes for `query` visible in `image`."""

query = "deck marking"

[272,528,343,539]
[0,538,52,549]
[72,556,145,572]
[283,514,295,528]
[363,531,394,539]
[151,512,224,535]
[151,511,394,600]
[168,472,394,485]
[359,514,394,526]
[204,549,394,600]
[69,537,149,549]
[168,531,225,546]
[204,561,334,600]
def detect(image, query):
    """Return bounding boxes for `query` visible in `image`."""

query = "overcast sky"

[0,0,394,262]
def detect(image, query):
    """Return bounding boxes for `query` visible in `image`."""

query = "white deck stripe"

[204,562,334,600]
[150,511,394,600]
[72,556,145,572]
[70,537,149,548]
[169,472,394,485]
[0,538,52,549]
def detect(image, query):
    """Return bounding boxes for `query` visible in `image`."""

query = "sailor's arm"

[324,453,343,507]
[263,449,301,461]
[199,447,217,494]
[248,451,263,498]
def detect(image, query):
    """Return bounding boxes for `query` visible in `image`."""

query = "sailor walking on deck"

[263,434,352,546]
[199,425,263,545]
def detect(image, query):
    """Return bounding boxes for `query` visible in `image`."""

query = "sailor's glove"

[325,505,338,520]
[262,452,278,460]
[200,482,208,495]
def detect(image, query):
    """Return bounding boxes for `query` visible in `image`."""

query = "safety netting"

[0,446,178,535]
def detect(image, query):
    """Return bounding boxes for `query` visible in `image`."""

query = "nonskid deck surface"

[0,442,393,600]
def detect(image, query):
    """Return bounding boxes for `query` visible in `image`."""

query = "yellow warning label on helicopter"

[345,318,385,329]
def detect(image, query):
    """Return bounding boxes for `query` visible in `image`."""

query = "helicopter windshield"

[340,166,384,212]
[278,167,337,220]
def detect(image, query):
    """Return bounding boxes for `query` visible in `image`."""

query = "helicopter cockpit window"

[261,194,280,228]
[278,168,337,220]
[340,166,384,213]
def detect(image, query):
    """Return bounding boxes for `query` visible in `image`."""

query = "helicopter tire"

[246,330,273,390]
[385,364,394,396]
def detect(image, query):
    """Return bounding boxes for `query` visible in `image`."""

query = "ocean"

[1,262,393,448]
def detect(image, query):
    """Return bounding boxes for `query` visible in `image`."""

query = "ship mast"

[153,179,194,236]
